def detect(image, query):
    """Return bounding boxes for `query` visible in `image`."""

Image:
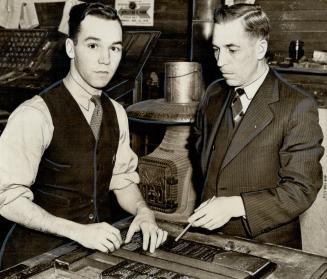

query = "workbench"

[1,220,327,278]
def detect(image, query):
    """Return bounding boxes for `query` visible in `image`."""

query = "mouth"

[95,71,110,75]
[222,73,234,78]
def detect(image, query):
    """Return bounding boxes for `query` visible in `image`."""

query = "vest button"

[88,213,94,220]
[90,199,94,203]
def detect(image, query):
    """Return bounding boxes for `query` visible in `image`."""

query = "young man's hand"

[125,207,168,253]
[71,222,123,253]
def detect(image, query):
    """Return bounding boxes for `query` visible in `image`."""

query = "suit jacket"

[194,68,324,247]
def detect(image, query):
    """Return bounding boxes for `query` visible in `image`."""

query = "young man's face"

[68,15,123,89]
[212,19,264,88]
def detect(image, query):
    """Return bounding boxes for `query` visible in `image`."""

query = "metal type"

[3,222,327,278]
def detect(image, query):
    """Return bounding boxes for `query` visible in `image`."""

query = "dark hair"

[214,4,270,41]
[68,2,122,41]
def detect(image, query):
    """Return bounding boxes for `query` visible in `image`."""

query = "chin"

[91,80,111,89]
[224,79,239,87]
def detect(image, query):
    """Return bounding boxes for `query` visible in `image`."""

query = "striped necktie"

[90,95,103,140]
[231,88,245,127]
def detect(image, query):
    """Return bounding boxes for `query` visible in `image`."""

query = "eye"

[111,45,122,52]
[213,48,220,56]
[228,48,238,54]
[87,43,98,49]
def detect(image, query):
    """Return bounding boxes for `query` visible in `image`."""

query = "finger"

[96,243,110,253]
[163,231,168,243]
[100,239,115,252]
[208,217,230,230]
[156,229,164,248]
[107,227,123,244]
[202,219,217,230]
[188,209,207,224]
[125,223,137,244]
[149,227,158,253]
[107,233,121,250]
[193,216,212,227]
[141,227,150,251]
[194,199,210,212]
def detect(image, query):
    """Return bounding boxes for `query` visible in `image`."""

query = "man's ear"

[65,38,75,59]
[257,39,268,60]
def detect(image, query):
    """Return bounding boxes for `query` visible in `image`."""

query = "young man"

[0,2,167,268]
[189,4,324,248]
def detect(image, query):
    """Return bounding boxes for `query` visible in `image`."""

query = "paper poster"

[115,0,154,26]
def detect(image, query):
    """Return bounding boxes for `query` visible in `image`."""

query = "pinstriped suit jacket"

[194,68,324,247]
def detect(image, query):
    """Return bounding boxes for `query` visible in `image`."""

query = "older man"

[189,4,324,248]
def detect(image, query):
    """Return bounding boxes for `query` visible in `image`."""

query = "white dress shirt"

[237,66,269,113]
[0,75,139,208]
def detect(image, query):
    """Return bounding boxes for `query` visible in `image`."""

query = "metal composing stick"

[174,196,216,242]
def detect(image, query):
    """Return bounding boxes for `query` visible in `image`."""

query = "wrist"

[60,219,84,241]
[136,200,150,214]
[231,196,246,217]
[136,201,155,219]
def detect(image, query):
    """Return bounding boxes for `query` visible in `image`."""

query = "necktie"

[90,95,103,140]
[231,88,245,127]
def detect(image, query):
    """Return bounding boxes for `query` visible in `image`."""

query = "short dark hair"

[68,2,122,41]
[214,4,270,41]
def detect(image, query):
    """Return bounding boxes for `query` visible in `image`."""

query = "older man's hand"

[188,196,245,230]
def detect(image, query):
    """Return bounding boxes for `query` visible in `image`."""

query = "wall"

[26,1,327,86]
[257,0,327,59]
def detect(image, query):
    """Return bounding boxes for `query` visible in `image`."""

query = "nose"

[98,48,110,65]
[217,50,226,67]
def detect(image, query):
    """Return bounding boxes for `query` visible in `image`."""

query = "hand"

[71,222,122,253]
[125,207,168,253]
[187,196,245,230]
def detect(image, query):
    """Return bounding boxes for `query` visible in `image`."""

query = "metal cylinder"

[164,62,202,104]
[194,0,220,21]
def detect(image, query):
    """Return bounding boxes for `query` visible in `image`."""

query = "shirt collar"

[236,66,269,100]
[63,73,102,111]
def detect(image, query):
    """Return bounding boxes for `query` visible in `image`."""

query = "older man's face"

[212,19,262,88]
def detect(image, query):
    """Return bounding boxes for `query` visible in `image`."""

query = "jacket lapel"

[203,86,233,172]
[220,70,280,170]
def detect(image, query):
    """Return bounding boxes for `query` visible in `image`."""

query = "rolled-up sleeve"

[109,100,140,191]
[0,96,53,208]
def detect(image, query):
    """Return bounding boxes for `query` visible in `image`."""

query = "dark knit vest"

[34,82,120,223]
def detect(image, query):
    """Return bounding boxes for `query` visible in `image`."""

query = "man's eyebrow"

[226,43,240,48]
[84,37,123,45]
[84,36,101,41]
[112,41,123,45]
